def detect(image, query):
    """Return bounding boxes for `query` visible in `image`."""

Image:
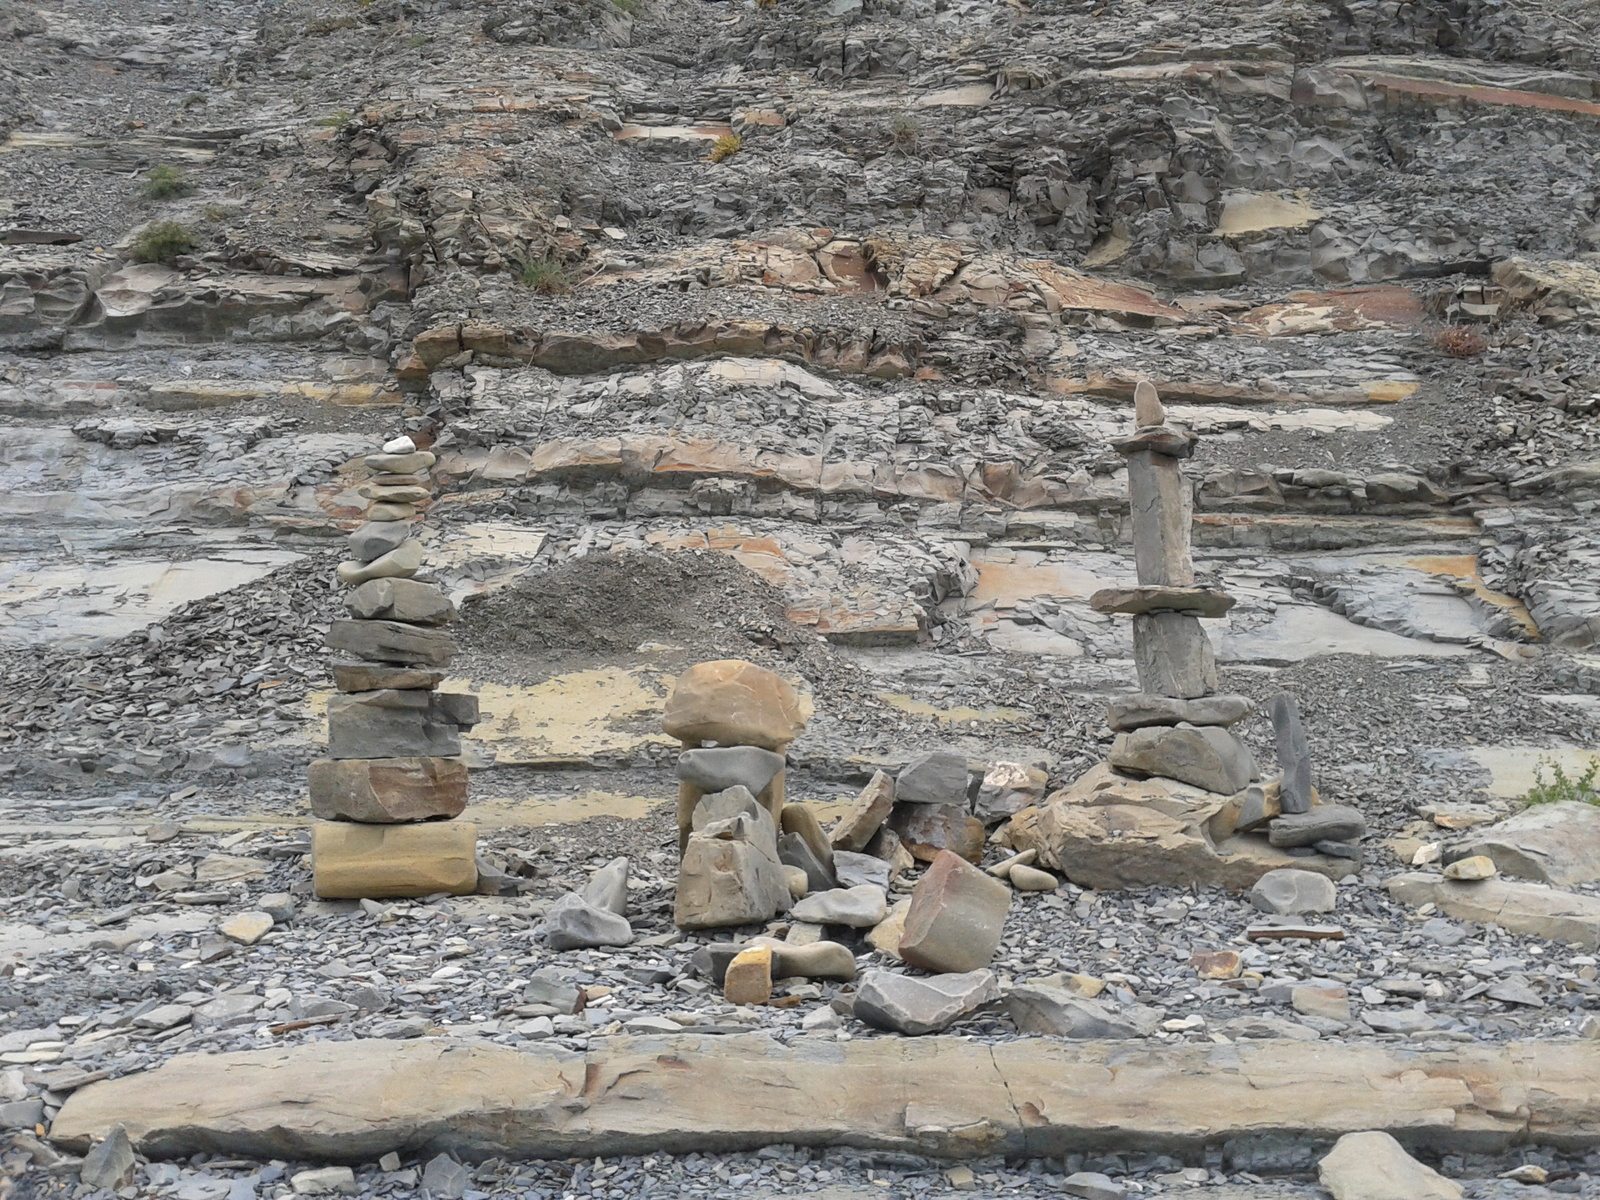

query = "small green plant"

[888,111,920,149]
[316,109,353,127]
[131,221,196,265]
[201,204,231,223]
[182,93,206,109]
[143,164,191,200]
[405,33,428,48]
[1524,758,1600,806]
[610,0,642,15]
[709,133,742,163]
[513,253,573,295]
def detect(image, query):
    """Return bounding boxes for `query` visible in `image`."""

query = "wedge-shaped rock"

[326,619,457,667]
[1131,613,1217,699]
[1006,984,1158,1039]
[1107,694,1253,732]
[898,850,1011,974]
[308,757,467,823]
[348,520,413,565]
[312,820,477,899]
[973,762,1047,826]
[346,578,455,626]
[778,833,835,894]
[582,857,630,916]
[1318,1131,1462,1200]
[1090,586,1234,617]
[1449,801,1600,886]
[541,893,633,950]
[336,539,425,586]
[829,770,894,851]
[853,969,999,1036]
[1109,723,1255,794]
[662,659,807,750]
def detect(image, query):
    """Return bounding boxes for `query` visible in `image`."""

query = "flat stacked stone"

[1104,383,1258,792]
[310,433,481,898]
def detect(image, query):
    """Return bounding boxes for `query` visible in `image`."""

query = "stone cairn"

[1090,382,1365,858]
[308,433,484,899]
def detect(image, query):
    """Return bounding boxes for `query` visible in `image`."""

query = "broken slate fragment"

[895,751,971,806]
[898,850,1011,974]
[852,969,999,1035]
[677,745,786,797]
[829,770,895,852]
[541,892,633,950]
[1268,804,1366,848]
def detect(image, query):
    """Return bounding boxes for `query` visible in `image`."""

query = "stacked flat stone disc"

[309,433,482,899]
[1092,382,1258,795]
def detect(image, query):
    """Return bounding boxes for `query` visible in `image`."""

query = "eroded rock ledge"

[50,1033,1600,1163]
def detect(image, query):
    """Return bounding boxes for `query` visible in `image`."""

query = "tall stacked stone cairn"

[1000,382,1364,890]
[308,433,483,899]
[1092,381,1257,796]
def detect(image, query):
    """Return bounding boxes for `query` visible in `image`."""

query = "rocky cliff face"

[1,0,1597,801]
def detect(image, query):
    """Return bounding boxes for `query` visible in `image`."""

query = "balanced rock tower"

[1091,381,1258,795]
[309,433,483,898]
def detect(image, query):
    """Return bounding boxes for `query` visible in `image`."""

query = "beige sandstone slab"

[49,1034,1600,1162]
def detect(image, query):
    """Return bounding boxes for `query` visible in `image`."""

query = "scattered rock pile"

[309,434,483,899]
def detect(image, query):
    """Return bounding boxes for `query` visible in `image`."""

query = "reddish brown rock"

[898,850,1012,974]
[888,803,985,864]
[307,757,468,823]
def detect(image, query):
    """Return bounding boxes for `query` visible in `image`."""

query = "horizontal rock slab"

[1108,723,1256,795]
[1004,766,1355,891]
[311,820,477,899]
[345,578,456,626]
[331,663,445,693]
[1090,587,1235,618]
[1106,694,1253,731]
[49,1034,1600,1163]
[307,757,467,823]
[1386,871,1600,949]
[326,619,457,667]
[1447,801,1600,886]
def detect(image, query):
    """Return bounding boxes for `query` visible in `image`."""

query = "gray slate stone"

[789,884,887,928]
[345,577,455,626]
[581,856,629,916]
[421,1153,471,1200]
[1107,693,1253,731]
[1270,693,1313,814]
[1005,984,1159,1038]
[677,746,786,796]
[541,892,633,950]
[1131,612,1217,699]
[325,619,457,666]
[832,850,890,890]
[853,969,999,1035]
[778,832,836,894]
[1250,868,1338,915]
[0,1098,44,1129]
[1268,805,1366,848]
[80,1124,135,1190]
[1126,449,1194,587]
[895,751,971,806]
[522,970,583,1013]
[325,691,474,759]
[1064,1172,1128,1200]
[348,520,413,565]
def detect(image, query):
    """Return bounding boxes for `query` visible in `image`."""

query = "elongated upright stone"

[1125,450,1194,587]
[1270,693,1313,815]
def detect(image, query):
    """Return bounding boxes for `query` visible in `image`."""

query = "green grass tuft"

[132,221,196,264]
[143,164,191,200]
[1523,758,1600,806]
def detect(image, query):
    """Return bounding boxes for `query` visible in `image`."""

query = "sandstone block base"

[311,820,477,899]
